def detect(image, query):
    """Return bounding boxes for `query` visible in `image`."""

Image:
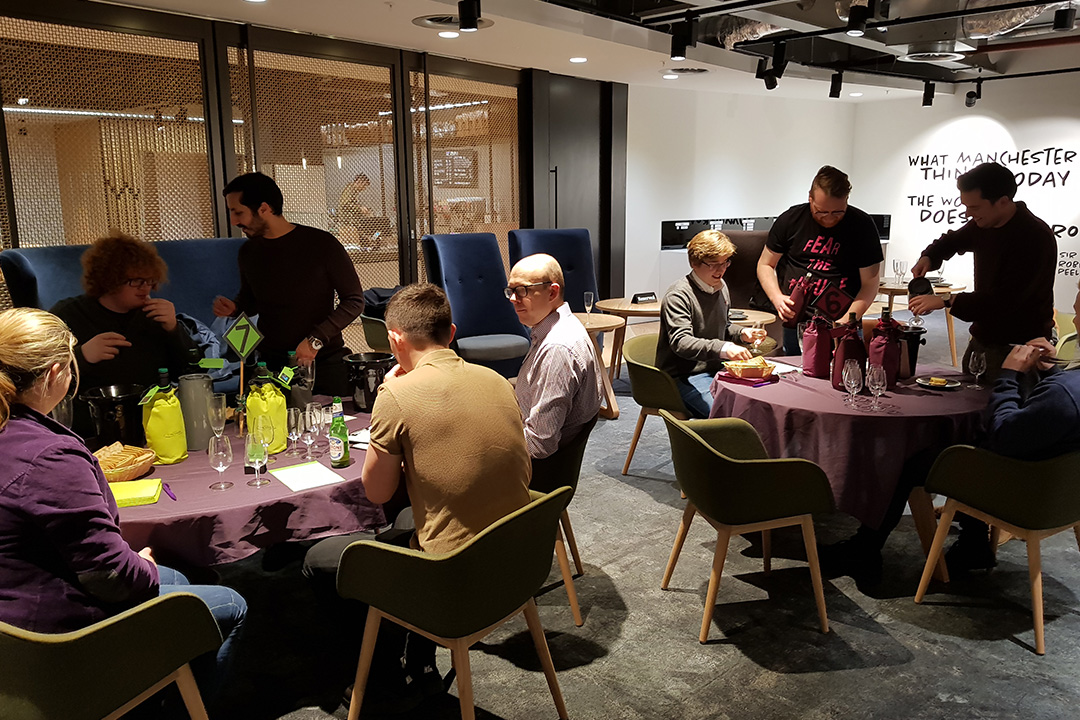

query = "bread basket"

[94,442,156,483]
[723,356,776,379]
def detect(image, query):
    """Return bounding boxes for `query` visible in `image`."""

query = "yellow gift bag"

[142,385,188,465]
[247,381,288,455]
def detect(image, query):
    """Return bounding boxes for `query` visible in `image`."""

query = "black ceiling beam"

[732,0,1055,46]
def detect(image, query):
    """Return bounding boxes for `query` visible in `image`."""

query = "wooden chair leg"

[621,408,649,475]
[524,599,570,720]
[554,526,584,627]
[662,502,696,590]
[348,609,383,720]
[1072,525,1080,554]
[1027,538,1046,655]
[561,510,584,576]
[174,664,210,720]
[990,525,1001,561]
[450,640,475,720]
[800,516,829,634]
[916,501,957,604]
[700,526,732,644]
[762,529,772,575]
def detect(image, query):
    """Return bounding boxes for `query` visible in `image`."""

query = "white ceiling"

[102,0,926,102]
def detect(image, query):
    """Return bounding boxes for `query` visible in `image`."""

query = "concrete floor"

[202,307,1080,720]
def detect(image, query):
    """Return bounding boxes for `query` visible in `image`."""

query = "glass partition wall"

[0,9,524,352]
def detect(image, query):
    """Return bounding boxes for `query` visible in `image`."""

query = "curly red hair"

[81,231,168,298]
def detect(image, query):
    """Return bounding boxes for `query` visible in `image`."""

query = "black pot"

[344,353,396,412]
[80,384,146,448]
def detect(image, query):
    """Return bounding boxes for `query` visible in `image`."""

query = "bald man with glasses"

[755,165,883,355]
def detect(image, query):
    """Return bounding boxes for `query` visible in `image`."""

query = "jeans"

[676,372,715,419]
[158,566,246,705]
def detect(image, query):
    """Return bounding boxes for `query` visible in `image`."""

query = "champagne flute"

[208,393,227,438]
[584,291,594,316]
[969,350,987,389]
[867,363,887,411]
[304,402,323,457]
[893,259,908,286]
[208,435,234,491]
[286,407,303,456]
[245,432,269,487]
[300,407,318,460]
[843,358,863,405]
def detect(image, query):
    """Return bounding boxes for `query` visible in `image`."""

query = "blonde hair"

[687,230,736,266]
[0,308,77,430]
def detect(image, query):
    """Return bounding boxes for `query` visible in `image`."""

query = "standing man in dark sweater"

[213,172,365,396]
[910,162,1056,379]
[657,230,767,418]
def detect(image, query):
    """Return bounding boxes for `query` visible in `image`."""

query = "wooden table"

[595,297,778,381]
[575,312,625,420]
[879,282,967,367]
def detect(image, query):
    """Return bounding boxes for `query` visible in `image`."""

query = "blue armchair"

[421,233,530,378]
[508,228,599,314]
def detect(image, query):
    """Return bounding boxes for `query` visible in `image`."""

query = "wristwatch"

[941,297,952,309]
[306,336,324,351]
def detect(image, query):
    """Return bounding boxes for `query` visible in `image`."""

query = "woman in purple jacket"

[0,307,245,711]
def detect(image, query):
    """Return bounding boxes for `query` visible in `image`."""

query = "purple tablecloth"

[709,358,989,529]
[119,412,385,567]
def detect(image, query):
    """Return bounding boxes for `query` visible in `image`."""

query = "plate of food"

[724,356,775,379]
[915,376,961,390]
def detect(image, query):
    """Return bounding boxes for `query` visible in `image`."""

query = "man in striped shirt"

[508,254,602,460]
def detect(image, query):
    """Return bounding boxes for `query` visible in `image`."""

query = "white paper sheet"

[769,361,801,375]
[269,461,347,492]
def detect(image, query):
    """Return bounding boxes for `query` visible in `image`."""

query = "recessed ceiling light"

[439,30,459,38]
[243,0,267,3]
[663,73,679,80]
[569,57,587,64]
[849,92,864,97]
[16,97,29,105]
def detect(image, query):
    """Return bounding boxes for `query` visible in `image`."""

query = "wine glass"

[300,407,318,460]
[796,321,808,353]
[286,407,303,456]
[208,393,227,438]
[584,291,594,316]
[749,320,766,356]
[893,259,908,285]
[842,358,863,405]
[867,363,887,411]
[245,432,269,487]
[208,435,234,491]
[969,350,987,389]
[253,414,275,465]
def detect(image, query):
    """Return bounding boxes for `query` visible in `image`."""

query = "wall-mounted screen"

[661,217,777,249]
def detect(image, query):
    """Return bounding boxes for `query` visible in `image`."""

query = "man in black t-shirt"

[755,165,883,355]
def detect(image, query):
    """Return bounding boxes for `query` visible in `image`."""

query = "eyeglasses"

[810,200,847,219]
[124,277,158,290]
[503,282,551,300]
[701,259,732,272]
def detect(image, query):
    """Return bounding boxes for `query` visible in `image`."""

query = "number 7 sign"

[224,313,263,360]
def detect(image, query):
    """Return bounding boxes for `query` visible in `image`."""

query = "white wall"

[625,84,857,296]
[851,75,1080,311]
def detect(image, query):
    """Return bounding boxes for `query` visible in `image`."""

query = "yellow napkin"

[109,478,162,507]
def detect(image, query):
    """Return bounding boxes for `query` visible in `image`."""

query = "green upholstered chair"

[1055,311,1077,362]
[659,410,834,643]
[337,487,573,720]
[914,445,1080,655]
[530,414,599,627]
[360,313,392,353]
[621,333,689,476]
[0,593,222,720]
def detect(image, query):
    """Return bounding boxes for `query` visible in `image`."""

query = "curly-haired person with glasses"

[50,231,199,438]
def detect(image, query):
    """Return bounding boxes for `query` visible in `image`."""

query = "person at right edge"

[909,161,1057,381]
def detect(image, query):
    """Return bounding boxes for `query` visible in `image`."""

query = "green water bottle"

[329,396,350,468]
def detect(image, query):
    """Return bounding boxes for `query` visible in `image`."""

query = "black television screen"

[661,217,776,249]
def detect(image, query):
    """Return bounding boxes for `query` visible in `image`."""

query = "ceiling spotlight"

[438,30,459,39]
[1054,7,1077,31]
[847,1,872,37]
[671,18,697,62]
[458,0,480,32]
[772,42,788,78]
[16,97,29,105]
[966,78,983,107]
[922,80,935,107]
[663,73,679,80]
[670,35,687,61]
[763,71,778,91]
[849,92,864,97]
[569,57,587,64]
[830,71,843,98]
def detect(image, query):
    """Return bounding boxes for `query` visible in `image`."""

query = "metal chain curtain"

[231,49,398,352]
[410,71,519,279]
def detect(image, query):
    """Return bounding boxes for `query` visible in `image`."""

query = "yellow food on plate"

[928,377,949,387]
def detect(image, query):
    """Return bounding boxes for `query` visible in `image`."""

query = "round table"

[709,360,987,578]
[118,412,385,567]
[879,281,967,367]
[574,312,626,420]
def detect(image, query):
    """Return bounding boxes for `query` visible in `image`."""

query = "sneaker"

[818,536,883,585]
[945,533,997,576]
[409,665,447,699]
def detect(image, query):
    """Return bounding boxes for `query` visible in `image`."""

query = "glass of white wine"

[584,291,594,316]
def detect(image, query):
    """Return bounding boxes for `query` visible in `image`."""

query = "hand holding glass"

[208,435,234,491]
